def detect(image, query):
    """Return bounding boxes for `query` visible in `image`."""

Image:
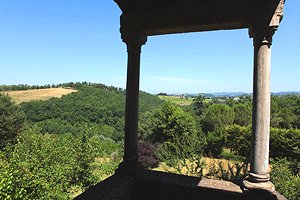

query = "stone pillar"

[243,28,276,194]
[116,33,147,175]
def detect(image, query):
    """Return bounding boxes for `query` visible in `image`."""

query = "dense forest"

[0,83,299,199]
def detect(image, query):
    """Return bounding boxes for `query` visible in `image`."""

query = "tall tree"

[192,95,207,116]
[151,102,205,163]
[0,93,25,149]
[233,103,252,126]
[202,104,235,132]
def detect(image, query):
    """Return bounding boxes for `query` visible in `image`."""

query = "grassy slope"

[2,88,77,104]
[158,95,194,106]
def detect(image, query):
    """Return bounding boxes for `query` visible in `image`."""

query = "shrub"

[270,158,300,200]
[0,127,97,199]
[225,125,251,160]
[137,141,159,169]
[270,128,300,164]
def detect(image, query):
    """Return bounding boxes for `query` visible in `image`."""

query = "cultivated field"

[2,88,77,104]
[158,95,194,106]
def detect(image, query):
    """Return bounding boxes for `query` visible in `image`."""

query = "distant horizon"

[1,82,299,95]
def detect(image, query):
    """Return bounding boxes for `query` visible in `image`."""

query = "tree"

[277,108,296,129]
[151,102,205,171]
[192,95,207,116]
[138,111,156,141]
[0,93,25,149]
[151,102,199,144]
[225,125,251,160]
[205,128,227,158]
[233,103,252,126]
[202,104,235,132]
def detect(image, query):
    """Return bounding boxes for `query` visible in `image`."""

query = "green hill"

[21,84,163,141]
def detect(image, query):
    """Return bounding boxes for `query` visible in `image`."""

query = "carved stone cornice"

[249,0,285,39]
[270,0,285,27]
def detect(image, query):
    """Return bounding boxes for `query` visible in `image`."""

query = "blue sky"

[0,1,299,94]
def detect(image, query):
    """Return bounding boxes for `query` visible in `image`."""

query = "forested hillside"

[20,84,163,141]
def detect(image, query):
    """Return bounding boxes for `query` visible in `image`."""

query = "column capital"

[120,14,147,51]
[121,32,147,50]
[252,28,276,47]
[249,0,285,43]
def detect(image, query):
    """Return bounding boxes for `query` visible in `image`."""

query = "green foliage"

[202,104,235,132]
[0,153,27,200]
[0,93,25,149]
[277,108,297,128]
[204,128,227,158]
[0,127,98,200]
[225,125,251,160]
[139,91,163,113]
[92,158,120,181]
[88,134,122,158]
[270,158,300,200]
[71,132,97,189]
[224,124,300,174]
[271,95,300,129]
[220,148,242,161]
[35,118,84,135]
[192,95,207,116]
[270,128,300,173]
[151,103,205,171]
[138,111,157,140]
[232,103,252,126]
[151,102,200,143]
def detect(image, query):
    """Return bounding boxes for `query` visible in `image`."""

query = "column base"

[115,161,144,176]
[243,179,275,194]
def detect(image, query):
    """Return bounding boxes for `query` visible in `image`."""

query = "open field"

[152,157,244,177]
[158,95,194,106]
[2,88,77,104]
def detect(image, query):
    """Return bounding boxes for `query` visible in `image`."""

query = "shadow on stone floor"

[75,170,285,200]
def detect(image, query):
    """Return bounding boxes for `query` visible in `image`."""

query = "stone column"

[116,33,147,175]
[243,1,285,197]
[243,28,276,194]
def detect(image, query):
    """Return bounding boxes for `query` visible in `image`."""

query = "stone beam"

[115,0,249,36]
